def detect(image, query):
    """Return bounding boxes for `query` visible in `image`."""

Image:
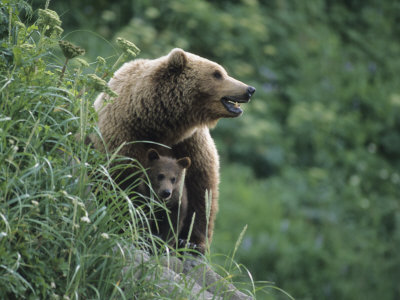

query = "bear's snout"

[160,189,172,200]
[247,86,256,98]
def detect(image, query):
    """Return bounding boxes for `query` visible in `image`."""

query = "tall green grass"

[0,1,290,299]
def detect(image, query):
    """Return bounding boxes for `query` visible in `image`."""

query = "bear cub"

[139,149,191,246]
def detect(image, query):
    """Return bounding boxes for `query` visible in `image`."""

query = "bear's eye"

[171,177,176,184]
[213,70,223,80]
[157,174,165,181]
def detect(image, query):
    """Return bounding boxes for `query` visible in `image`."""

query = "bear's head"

[159,48,256,126]
[145,149,191,202]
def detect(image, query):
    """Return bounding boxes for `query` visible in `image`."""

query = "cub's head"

[145,149,191,202]
[161,48,256,125]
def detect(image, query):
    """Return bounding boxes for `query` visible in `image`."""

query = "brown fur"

[93,48,255,253]
[139,149,190,245]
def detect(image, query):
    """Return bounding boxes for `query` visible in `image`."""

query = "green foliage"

[215,163,400,299]
[216,2,400,299]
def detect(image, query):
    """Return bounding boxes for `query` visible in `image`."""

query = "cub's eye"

[157,174,165,181]
[213,70,223,80]
[171,177,176,184]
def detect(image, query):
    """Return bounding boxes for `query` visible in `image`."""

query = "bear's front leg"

[172,127,219,253]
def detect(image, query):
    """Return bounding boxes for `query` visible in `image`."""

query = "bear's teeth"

[228,100,240,108]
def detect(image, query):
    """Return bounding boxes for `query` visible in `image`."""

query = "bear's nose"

[247,86,256,96]
[161,190,172,200]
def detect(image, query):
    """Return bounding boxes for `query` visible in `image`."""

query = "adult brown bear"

[93,48,255,253]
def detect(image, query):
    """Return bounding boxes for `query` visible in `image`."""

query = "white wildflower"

[101,233,109,239]
[80,216,91,223]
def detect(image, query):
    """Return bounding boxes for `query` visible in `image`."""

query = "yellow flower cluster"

[59,40,85,59]
[87,74,118,97]
[37,9,63,37]
[116,37,140,58]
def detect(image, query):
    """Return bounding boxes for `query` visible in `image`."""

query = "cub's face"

[146,149,191,202]
[148,160,182,201]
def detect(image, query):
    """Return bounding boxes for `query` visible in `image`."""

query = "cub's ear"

[167,48,187,72]
[177,157,191,169]
[147,149,160,161]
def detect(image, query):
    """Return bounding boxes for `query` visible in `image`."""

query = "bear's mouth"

[221,96,250,115]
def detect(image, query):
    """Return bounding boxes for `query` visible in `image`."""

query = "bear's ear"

[167,48,187,73]
[147,149,160,161]
[177,157,191,169]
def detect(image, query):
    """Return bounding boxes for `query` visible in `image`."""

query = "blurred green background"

[36,0,400,299]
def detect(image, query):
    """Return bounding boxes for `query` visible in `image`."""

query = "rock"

[120,248,253,299]
[181,255,253,300]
